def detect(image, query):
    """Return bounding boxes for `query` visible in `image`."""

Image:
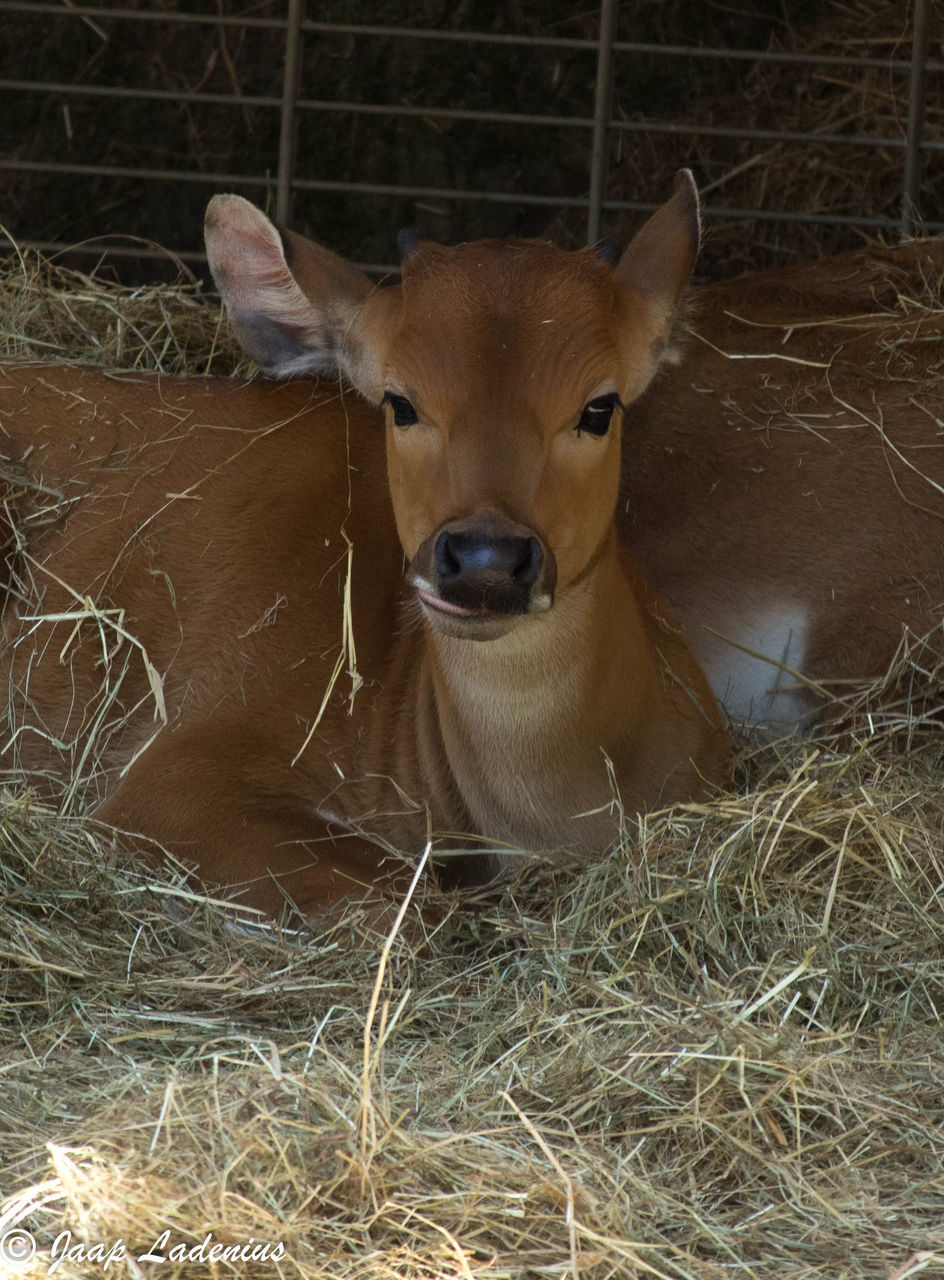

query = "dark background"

[0,0,940,283]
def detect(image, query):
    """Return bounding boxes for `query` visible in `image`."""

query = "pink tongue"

[417,588,479,618]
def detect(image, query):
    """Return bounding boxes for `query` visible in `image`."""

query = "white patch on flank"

[696,605,812,733]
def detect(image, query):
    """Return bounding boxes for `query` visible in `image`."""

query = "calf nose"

[435,529,542,591]
[433,525,545,615]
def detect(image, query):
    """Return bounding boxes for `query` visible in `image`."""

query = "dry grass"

[2,242,944,1279]
[0,234,245,377]
[2,728,943,1279]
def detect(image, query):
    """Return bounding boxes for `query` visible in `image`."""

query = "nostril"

[435,530,462,580]
[512,537,542,589]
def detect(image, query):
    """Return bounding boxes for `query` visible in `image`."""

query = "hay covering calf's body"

[1,366,418,913]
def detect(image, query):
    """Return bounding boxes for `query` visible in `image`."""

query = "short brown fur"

[626,239,944,719]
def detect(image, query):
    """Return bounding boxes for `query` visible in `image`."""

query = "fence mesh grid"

[0,0,939,278]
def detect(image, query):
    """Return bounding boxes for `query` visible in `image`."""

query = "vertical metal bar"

[587,0,618,244]
[276,0,304,226]
[902,0,930,237]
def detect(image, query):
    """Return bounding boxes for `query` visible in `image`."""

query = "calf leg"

[91,725,415,919]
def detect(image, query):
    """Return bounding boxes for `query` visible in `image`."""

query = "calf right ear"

[204,195,382,393]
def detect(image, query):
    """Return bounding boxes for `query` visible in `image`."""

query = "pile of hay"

[2,251,943,1279]
[0,242,245,377]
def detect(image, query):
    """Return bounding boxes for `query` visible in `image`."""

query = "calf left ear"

[204,194,381,390]
[614,170,700,399]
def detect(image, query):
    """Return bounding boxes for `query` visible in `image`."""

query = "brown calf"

[1,174,728,915]
[2,174,942,916]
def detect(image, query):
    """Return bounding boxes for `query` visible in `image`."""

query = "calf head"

[205,173,700,640]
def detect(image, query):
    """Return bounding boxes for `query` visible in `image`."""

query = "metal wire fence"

[0,0,940,276]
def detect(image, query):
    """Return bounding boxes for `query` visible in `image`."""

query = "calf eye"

[383,392,419,428]
[576,392,620,437]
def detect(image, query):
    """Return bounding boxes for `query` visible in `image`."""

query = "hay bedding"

[586,0,944,282]
[0,249,943,1280]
